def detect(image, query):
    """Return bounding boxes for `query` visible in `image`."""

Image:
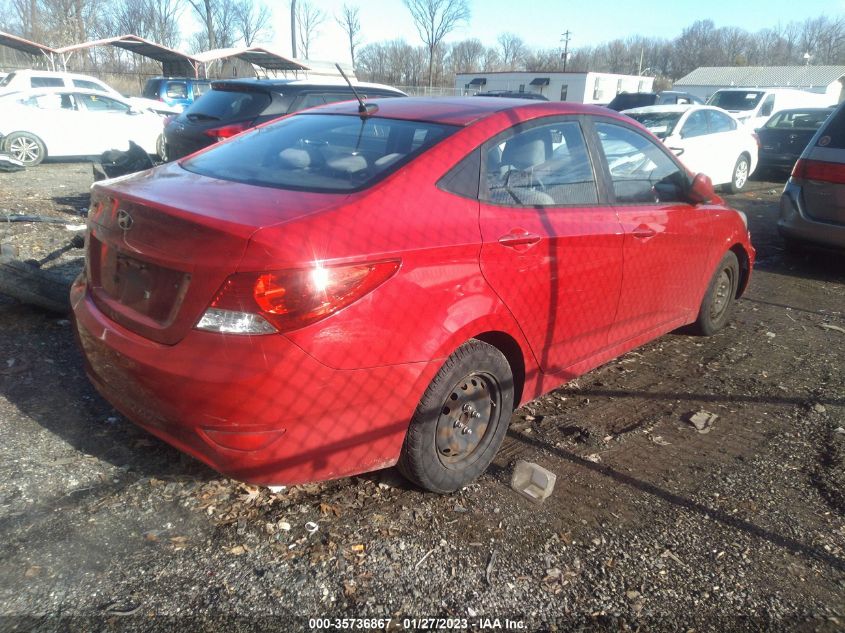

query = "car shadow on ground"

[0,302,218,484]
[490,429,845,574]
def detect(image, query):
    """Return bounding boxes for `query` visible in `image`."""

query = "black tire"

[0,259,70,313]
[156,134,167,162]
[4,132,46,167]
[691,251,739,336]
[725,154,751,194]
[398,339,515,493]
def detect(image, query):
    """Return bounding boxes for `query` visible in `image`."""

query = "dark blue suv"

[142,77,212,110]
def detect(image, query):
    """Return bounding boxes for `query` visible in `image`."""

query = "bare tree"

[449,38,484,73]
[335,3,362,66]
[403,0,470,89]
[296,0,325,59]
[233,0,271,46]
[497,33,526,70]
[187,0,216,48]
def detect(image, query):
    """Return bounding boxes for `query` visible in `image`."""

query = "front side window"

[183,114,457,192]
[482,120,597,207]
[595,121,687,204]
[76,93,129,113]
[759,95,776,117]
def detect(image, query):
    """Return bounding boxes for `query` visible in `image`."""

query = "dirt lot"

[0,163,843,632]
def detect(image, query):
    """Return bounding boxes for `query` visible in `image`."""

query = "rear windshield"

[707,91,763,111]
[183,113,457,192]
[764,109,833,130]
[625,112,683,139]
[817,105,845,149]
[607,94,655,111]
[183,87,271,121]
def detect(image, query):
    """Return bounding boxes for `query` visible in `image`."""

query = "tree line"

[0,0,842,86]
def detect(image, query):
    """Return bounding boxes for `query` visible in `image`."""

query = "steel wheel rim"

[10,137,39,163]
[734,159,748,189]
[710,267,734,320]
[435,372,501,469]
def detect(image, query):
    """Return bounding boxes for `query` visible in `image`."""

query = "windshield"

[183,113,457,192]
[706,90,763,111]
[625,112,683,139]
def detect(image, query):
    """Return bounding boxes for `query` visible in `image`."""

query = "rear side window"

[817,105,845,149]
[706,110,736,133]
[193,82,211,97]
[76,93,129,113]
[73,79,105,91]
[185,88,271,120]
[482,120,597,206]
[30,77,64,88]
[142,80,159,99]
[183,113,457,192]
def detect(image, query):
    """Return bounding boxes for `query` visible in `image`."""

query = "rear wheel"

[398,339,514,493]
[691,251,739,336]
[4,132,46,167]
[725,154,750,193]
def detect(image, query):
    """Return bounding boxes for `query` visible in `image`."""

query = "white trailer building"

[454,71,654,104]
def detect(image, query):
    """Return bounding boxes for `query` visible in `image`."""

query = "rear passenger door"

[477,117,625,374]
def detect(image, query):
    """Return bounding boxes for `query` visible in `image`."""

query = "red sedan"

[71,97,754,493]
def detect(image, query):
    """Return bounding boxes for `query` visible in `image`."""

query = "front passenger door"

[593,121,715,343]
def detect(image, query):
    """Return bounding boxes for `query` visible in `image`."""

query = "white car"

[623,104,758,192]
[0,69,181,116]
[0,88,165,166]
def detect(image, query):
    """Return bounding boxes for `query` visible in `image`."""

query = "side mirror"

[127,106,144,115]
[687,173,715,204]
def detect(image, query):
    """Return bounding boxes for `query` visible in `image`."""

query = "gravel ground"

[0,163,843,633]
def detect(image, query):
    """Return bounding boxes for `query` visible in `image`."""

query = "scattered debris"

[485,550,497,585]
[0,154,25,172]
[415,547,436,569]
[584,453,602,463]
[686,410,718,434]
[765,332,776,339]
[510,460,557,502]
[813,403,827,414]
[819,323,845,335]
[304,521,319,535]
[651,435,671,446]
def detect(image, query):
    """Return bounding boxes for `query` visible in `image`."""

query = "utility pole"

[560,30,572,72]
[291,0,298,58]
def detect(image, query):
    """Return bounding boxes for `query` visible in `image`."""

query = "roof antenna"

[335,63,377,118]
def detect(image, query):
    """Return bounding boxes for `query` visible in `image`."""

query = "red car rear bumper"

[71,277,435,485]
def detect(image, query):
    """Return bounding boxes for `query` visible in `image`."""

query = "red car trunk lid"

[86,163,344,345]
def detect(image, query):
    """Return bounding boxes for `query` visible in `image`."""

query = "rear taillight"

[196,260,400,335]
[203,122,251,141]
[792,158,845,184]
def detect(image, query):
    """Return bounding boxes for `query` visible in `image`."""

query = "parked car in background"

[607,90,703,111]
[142,76,212,112]
[474,91,549,100]
[0,69,181,116]
[624,104,758,192]
[162,78,406,160]
[0,88,165,166]
[779,101,845,250]
[705,88,830,129]
[72,97,753,493]
[756,107,834,176]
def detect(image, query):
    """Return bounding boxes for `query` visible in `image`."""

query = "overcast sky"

[188,0,844,62]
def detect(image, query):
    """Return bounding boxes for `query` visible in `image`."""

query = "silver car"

[779,100,845,249]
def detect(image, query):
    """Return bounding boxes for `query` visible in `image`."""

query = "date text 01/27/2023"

[308,617,527,630]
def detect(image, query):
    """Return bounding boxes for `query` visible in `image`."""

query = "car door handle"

[631,225,656,240]
[498,230,541,248]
